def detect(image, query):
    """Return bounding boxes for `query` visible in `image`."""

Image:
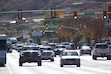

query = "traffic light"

[42,30,45,34]
[58,24,61,29]
[103,11,107,19]
[75,28,78,31]
[51,8,56,18]
[18,9,23,19]
[45,24,48,29]
[73,11,78,20]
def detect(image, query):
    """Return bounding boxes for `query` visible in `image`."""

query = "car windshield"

[22,47,39,50]
[44,48,52,51]
[81,46,90,49]
[62,51,78,56]
[56,46,65,48]
[96,45,108,49]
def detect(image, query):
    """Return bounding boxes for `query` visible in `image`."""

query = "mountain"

[0,0,110,18]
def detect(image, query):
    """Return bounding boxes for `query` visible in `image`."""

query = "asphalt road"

[0,50,111,74]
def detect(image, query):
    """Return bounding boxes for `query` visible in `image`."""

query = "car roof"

[81,45,91,48]
[23,44,38,47]
[63,50,77,52]
[44,46,52,48]
[95,43,108,45]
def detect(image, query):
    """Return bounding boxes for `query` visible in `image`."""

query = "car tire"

[51,59,54,62]
[89,52,91,55]
[107,55,111,60]
[38,61,42,66]
[19,62,23,66]
[77,64,80,67]
[55,54,56,57]
[92,55,97,60]
[60,64,63,67]
[9,50,12,53]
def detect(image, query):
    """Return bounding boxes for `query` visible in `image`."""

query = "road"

[0,50,111,74]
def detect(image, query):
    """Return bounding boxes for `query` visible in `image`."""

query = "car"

[48,43,56,49]
[54,45,66,57]
[19,44,42,66]
[54,48,66,57]
[60,50,80,67]
[16,43,24,52]
[80,45,92,55]
[92,43,111,60]
[40,46,54,62]
[61,42,71,49]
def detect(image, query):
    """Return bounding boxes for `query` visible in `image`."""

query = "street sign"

[32,31,42,36]
[48,25,58,29]
[65,7,71,14]
[59,11,65,18]
[84,12,94,16]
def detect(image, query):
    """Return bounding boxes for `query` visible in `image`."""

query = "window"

[62,51,78,56]
[96,45,108,49]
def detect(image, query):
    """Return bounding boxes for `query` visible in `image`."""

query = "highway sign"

[32,31,42,36]
[59,11,65,18]
[65,7,71,14]
[48,25,58,29]
[84,12,94,16]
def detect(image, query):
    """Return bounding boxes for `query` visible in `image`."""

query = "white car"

[60,50,80,67]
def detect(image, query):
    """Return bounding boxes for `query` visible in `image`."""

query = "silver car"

[80,45,92,55]
[60,50,80,67]
[40,46,54,62]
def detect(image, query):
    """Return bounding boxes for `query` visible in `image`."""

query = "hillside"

[0,0,110,18]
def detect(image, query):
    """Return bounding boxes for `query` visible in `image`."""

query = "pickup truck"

[92,43,111,60]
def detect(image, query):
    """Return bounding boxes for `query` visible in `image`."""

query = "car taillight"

[51,52,54,56]
[20,52,24,56]
[38,52,41,56]
[110,48,111,54]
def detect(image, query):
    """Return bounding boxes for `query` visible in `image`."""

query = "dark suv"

[19,44,42,66]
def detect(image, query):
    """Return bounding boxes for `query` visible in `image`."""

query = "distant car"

[61,42,71,49]
[60,50,80,67]
[48,43,56,49]
[54,45,66,57]
[16,43,24,52]
[92,43,111,60]
[19,45,42,66]
[80,45,92,55]
[54,48,66,57]
[40,46,54,62]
